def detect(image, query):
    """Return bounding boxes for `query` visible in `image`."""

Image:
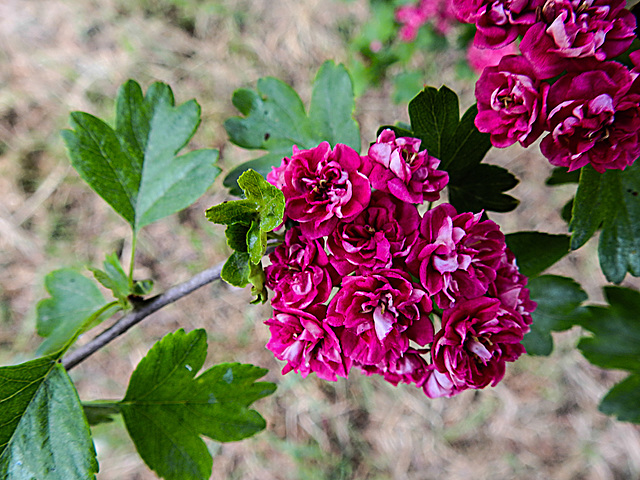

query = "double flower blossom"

[460,0,640,172]
[263,132,535,398]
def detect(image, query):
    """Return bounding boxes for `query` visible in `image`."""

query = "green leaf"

[0,355,98,479]
[132,279,154,296]
[505,232,571,278]
[225,224,250,252]
[62,79,221,232]
[246,220,266,265]
[205,199,258,226]
[384,85,515,214]
[569,163,640,283]
[448,164,519,214]
[221,251,251,288]
[546,167,580,186]
[237,169,285,232]
[407,85,459,160]
[222,150,291,197]
[223,61,360,193]
[90,253,131,303]
[523,275,590,356]
[82,403,121,426]
[36,269,112,355]
[207,170,284,265]
[579,286,640,372]
[599,374,640,424]
[119,329,276,480]
[309,61,360,150]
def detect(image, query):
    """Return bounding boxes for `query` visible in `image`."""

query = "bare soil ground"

[1,0,640,478]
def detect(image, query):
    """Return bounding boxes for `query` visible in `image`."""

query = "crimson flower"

[274,142,371,239]
[432,297,526,390]
[540,61,640,172]
[520,0,636,79]
[265,305,349,381]
[475,54,549,148]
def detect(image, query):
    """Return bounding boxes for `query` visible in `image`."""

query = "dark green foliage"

[523,275,590,356]
[505,232,570,278]
[119,329,276,480]
[570,163,640,283]
[380,86,517,213]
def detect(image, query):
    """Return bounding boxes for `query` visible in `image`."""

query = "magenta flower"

[367,129,449,204]
[277,142,371,239]
[360,349,431,387]
[540,61,640,172]
[520,0,637,79]
[487,248,536,330]
[423,367,464,398]
[475,55,549,148]
[326,191,420,276]
[466,41,519,75]
[407,203,506,308]
[327,269,433,366]
[265,227,337,309]
[432,296,526,390]
[454,0,541,48]
[396,0,458,40]
[265,305,349,381]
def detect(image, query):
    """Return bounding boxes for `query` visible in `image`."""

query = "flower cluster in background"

[263,134,536,398]
[456,0,639,173]
[395,0,458,41]
[395,0,640,173]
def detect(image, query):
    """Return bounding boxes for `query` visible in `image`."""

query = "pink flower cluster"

[395,0,458,41]
[264,134,535,398]
[458,0,640,173]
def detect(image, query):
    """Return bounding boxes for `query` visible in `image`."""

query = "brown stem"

[63,261,224,370]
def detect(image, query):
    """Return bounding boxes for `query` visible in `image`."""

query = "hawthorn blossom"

[432,296,527,390]
[466,41,519,75]
[540,61,640,172]
[396,0,458,41]
[487,248,536,329]
[327,269,433,366]
[520,0,637,79]
[475,54,549,148]
[407,203,506,308]
[423,366,464,398]
[273,142,371,239]
[265,305,349,381]
[454,0,542,49]
[367,129,449,204]
[360,349,431,387]
[326,191,420,275]
[265,227,337,309]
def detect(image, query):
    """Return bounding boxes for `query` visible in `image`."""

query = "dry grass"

[1,0,639,478]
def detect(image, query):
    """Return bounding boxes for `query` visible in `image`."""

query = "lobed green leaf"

[599,374,640,424]
[36,269,113,356]
[570,163,640,283]
[223,61,360,194]
[385,85,515,214]
[62,79,220,232]
[119,329,276,480]
[579,286,640,372]
[523,275,590,356]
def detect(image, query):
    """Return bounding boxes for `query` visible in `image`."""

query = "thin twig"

[63,261,224,370]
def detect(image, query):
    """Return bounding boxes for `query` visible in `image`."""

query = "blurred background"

[1,0,640,478]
